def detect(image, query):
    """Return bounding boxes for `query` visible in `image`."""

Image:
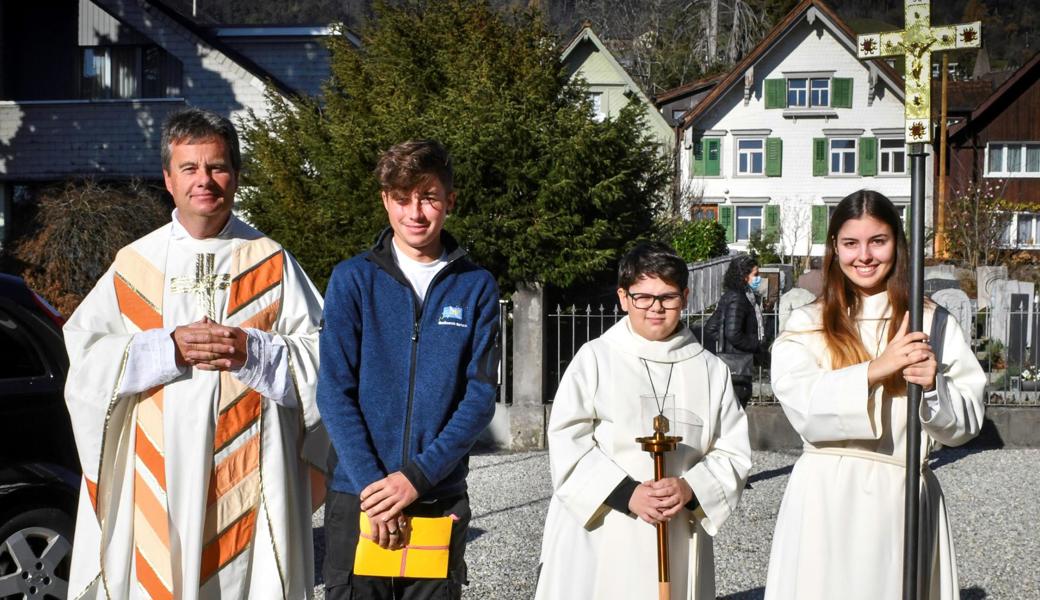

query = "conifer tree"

[239,0,670,291]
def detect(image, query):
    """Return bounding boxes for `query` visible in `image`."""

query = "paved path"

[314,447,1040,599]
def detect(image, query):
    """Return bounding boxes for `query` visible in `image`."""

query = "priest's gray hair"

[161,108,242,173]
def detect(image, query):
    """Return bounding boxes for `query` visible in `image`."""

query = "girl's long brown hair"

[820,190,909,394]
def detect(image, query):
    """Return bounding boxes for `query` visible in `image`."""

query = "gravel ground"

[313,447,1040,599]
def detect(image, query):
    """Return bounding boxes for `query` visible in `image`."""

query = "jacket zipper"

[399,256,461,470]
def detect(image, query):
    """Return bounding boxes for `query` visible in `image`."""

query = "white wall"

[681,15,934,256]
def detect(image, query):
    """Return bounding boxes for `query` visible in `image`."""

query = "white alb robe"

[64,214,327,600]
[535,318,752,600]
[765,292,986,600]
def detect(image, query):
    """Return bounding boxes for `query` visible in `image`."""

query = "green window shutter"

[813,138,828,176]
[764,79,787,109]
[904,208,912,242]
[832,77,853,108]
[764,205,780,238]
[705,138,721,176]
[811,205,829,244]
[765,137,783,176]
[859,137,877,176]
[692,139,705,176]
[719,205,736,243]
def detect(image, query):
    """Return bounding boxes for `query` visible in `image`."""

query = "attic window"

[588,92,605,122]
[80,45,183,100]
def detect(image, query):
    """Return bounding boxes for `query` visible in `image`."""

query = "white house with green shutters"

[677,0,932,256]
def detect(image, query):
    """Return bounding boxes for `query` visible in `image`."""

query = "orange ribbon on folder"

[354,513,454,579]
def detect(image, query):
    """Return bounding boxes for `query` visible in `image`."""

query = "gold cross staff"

[171,253,230,321]
[857,0,980,142]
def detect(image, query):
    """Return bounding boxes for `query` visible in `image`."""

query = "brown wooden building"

[943,51,1040,247]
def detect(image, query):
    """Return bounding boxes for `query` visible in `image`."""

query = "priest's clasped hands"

[171,316,249,371]
[629,477,695,525]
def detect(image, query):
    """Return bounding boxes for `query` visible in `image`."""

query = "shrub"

[671,219,728,263]
[7,179,169,315]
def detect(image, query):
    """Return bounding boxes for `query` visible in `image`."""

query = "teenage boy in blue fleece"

[317,139,500,600]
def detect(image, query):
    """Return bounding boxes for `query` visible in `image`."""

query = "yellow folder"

[354,513,453,579]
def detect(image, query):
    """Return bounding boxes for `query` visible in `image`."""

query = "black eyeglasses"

[626,291,684,310]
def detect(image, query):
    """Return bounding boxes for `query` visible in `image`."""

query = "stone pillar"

[509,282,546,449]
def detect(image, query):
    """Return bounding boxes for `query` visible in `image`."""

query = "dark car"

[0,274,78,600]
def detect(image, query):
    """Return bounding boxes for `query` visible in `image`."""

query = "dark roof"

[653,75,724,105]
[144,0,300,98]
[948,50,1040,140]
[678,0,903,130]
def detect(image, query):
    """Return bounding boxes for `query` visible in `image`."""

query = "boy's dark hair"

[161,108,241,172]
[618,241,689,290]
[375,139,454,192]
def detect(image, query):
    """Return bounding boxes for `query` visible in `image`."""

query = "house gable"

[560,26,674,149]
[677,0,926,257]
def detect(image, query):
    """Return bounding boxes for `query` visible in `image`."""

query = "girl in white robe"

[765,190,986,600]
[536,242,751,600]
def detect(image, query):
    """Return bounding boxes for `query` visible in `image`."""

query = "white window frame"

[829,138,858,175]
[735,204,764,243]
[735,137,766,176]
[787,78,808,107]
[1004,212,1040,248]
[986,142,1040,177]
[879,138,907,175]
[810,78,830,107]
[589,92,606,122]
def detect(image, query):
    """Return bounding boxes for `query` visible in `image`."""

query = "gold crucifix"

[857,0,981,142]
[170,253,230,321]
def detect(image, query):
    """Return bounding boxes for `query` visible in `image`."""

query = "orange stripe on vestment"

[227,251,283,317]
[199,508,258,583]
[236,299,281,332]
[207,435,261,503]
[135,425,167,491]
[213,390,261,452]
[114,274,163,331]
[133,388,173,600]
[133,473,172,549]
[135,549,173,600]
[84,478,98,512]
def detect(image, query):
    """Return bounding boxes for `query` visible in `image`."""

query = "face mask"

[749,275,762,291]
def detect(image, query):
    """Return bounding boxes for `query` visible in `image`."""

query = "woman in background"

[706,254,767,405]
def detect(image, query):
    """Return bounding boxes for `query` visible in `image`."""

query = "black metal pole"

[903,143,926,600]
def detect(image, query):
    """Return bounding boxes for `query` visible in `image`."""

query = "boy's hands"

[360,472,419,548]
[628,477,695,524]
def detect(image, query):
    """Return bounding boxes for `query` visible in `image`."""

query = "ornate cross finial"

[857,0,981,142]
[170,253,230,321]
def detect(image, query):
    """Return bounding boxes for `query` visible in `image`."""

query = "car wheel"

[0,508,73,600]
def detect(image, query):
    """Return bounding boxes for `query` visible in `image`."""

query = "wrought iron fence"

[544,303,1040,406]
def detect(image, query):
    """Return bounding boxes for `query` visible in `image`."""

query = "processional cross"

[856,3,980,600]
[856,0,981,142]
[171,253,230,321]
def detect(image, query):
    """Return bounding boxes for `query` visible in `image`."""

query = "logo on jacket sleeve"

[438,305,468,328]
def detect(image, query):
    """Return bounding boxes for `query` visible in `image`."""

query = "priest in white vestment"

[63,108,326,600]
[536,242,751,600]
[765,190,986,600]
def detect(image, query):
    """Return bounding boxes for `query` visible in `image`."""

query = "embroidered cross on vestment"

[170,253,230,321]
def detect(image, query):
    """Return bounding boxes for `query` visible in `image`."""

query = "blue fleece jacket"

[316,228,500,500]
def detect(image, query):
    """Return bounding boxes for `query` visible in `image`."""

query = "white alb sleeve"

[119,327,185,395]
[231,328,295,407]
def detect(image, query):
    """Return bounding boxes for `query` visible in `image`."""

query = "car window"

[0,309,47,379]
